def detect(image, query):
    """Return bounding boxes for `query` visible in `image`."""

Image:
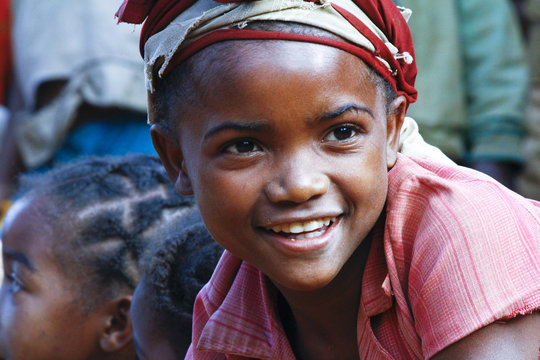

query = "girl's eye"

[325,125,359,141]
[6,272,23,294]
[224,140,262,154]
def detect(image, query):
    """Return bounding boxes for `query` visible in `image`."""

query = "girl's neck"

[276,235,372,360]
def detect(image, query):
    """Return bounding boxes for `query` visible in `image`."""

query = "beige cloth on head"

[143,0,412,92]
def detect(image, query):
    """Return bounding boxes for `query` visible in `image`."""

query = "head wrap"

[116,0,417,103]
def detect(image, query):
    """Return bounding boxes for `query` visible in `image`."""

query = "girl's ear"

[151,124,194,195]
[99,296,134,354]
[386,95,407,169]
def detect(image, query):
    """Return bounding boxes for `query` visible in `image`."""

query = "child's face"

[154,41,403,294]
[130,281,180,360]
[0,197,104,360]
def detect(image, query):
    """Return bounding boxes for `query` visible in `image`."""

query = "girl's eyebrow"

[3,249,36,271]
[203,103,373,141]
[203,121,273,141]
[318,103,374,122]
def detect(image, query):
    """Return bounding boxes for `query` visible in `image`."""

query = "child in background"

[117,0,540,358]
[0,154,195,360]
[131,219,223,359]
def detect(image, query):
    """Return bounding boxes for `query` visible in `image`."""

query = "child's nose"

[264,156,329,204]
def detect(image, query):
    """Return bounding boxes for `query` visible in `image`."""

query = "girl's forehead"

[2,196,59,257]
[3,197,44,236]
[1,197,69,280]
[189,40,376,103]
[199,40,367,76]
[155,39,387,138]
[169,44,387,151]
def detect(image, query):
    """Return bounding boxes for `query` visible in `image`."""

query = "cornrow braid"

[140,218,223,357]
[20,154,196,311]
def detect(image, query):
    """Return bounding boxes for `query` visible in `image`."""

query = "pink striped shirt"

[188,154,540,359]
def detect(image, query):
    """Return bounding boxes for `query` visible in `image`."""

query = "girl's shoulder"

[388,154,540,231]
[382,154,540,358]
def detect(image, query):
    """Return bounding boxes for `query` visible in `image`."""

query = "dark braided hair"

[20,154,196,311]
[139,217,223,357]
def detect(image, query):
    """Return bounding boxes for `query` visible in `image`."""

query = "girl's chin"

[269,267,340,293]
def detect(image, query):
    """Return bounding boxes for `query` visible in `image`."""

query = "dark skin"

[152,41,540,359]
[155,41,402,360]
[0,195,137,360]
[432,313,540,359]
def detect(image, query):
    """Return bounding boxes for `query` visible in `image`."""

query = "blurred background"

[0,0,156,222]
[0,0,539,225]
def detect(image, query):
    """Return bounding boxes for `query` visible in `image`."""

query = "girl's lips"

[261,216,341,253]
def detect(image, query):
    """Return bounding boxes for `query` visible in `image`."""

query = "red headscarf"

[116,0,417,103]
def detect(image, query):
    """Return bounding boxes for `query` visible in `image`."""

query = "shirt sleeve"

[387,165,540,358]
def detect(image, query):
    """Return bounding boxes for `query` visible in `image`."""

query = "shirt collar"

[196,259,294,359]
[196,220,393,358]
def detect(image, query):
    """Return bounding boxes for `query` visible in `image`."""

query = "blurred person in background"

[394,0,529,190]
[0,0,154,220]
[518,0,540,200]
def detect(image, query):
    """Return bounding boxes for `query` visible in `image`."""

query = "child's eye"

[325,125,359,141]
[5,272,23,294]
[223,140,262,154]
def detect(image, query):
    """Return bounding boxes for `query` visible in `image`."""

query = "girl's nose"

[265,158,330,204]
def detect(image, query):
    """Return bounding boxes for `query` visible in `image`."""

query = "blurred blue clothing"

[54,119,156,164]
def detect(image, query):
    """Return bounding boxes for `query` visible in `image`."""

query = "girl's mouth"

[265,216,338,241]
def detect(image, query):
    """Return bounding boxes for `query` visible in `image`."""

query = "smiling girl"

[117,0,540,358]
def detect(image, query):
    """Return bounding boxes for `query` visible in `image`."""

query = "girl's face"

[0,197,104,360]
[154,41,403,296]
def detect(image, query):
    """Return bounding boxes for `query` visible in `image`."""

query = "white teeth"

[293,228,325,240]
[268,217,336,235]
[303,220,323,232]
[289,223,304,233]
